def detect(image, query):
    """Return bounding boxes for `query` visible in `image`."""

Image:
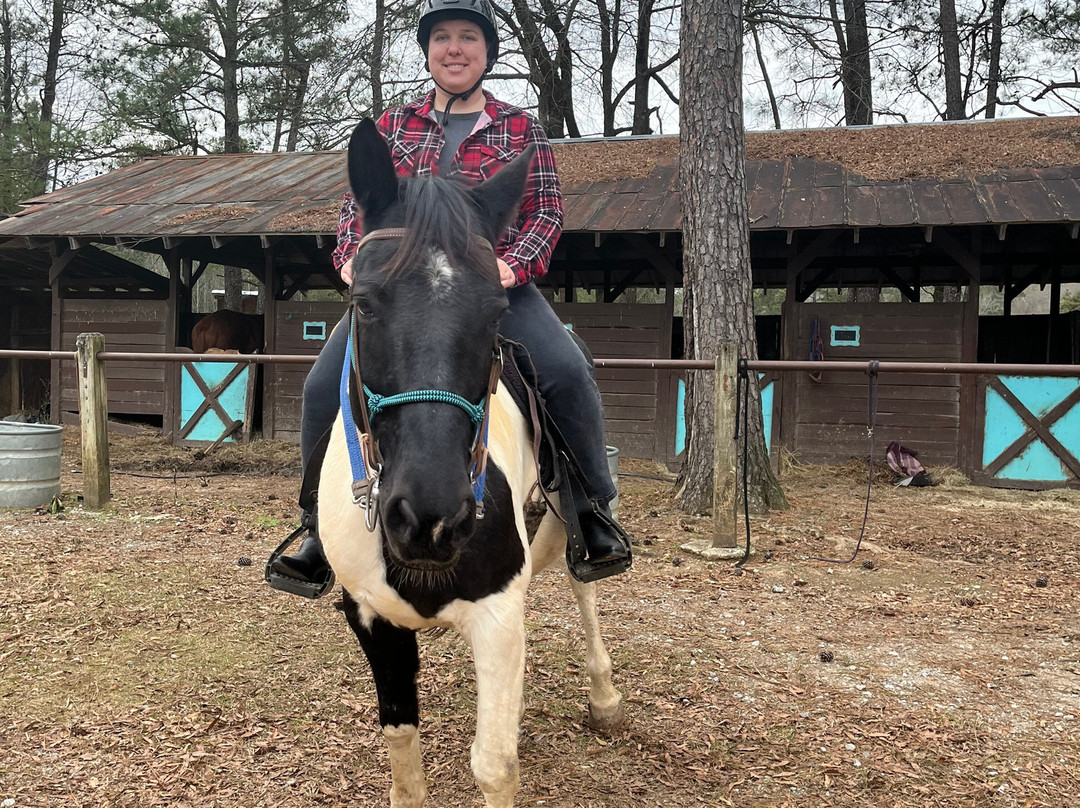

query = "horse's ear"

[347,120,398,222]
[469,145,536,245]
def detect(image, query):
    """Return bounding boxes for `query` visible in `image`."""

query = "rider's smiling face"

[428,19,487,95]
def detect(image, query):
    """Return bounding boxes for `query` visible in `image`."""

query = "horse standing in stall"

[317,120,624,807]
[191,309,262,354]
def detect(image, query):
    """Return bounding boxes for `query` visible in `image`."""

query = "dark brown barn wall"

[0,291,51,416]
[267,300,347,442]
[788,302,963,467]
[58,299,169,419]
[553,302,669,460]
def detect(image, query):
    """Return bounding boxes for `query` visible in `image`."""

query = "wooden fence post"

[76,332,111,508]
[711,341,738,549]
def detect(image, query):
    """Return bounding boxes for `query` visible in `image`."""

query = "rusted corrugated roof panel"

[846,185,880,227]
[908,179,951,225]
[1045,177,1080,219]
[1,117,1078,243]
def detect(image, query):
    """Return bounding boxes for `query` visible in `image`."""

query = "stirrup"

[264,524,336,599]
[557,453,632,584]
[562,502,633,583]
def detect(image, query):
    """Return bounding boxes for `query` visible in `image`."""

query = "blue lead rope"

[339,316,490,515]
[340,323,370,486]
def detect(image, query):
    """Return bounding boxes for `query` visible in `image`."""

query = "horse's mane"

[381,175,498,283]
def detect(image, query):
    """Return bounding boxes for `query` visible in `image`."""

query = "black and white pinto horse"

[318,120,624,807]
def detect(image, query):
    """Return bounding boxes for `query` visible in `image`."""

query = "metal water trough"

[607,445,619,519]
[0,422,62,508]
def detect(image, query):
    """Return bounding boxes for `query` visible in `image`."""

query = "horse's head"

[346,119,532,572]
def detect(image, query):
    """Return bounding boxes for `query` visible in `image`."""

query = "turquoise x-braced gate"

[979,374,1080,486]
[178,360,257,446]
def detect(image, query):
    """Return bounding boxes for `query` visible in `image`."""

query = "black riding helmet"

[417,0,499,71]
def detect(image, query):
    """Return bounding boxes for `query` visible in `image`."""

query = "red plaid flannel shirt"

[332,90,563,286]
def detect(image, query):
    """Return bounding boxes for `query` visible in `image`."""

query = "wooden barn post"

[712,341,738,548]
[76,332,111,508]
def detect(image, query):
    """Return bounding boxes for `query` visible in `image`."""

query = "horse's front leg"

[568,573,626,732]
[533,515,625,732]
[461,587,528,808]
[341,592,427,808]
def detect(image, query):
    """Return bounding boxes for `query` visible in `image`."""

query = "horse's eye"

[486,299,508,330]
[354,294,375,319]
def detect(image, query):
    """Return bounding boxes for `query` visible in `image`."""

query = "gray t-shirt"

[439,111,483,176]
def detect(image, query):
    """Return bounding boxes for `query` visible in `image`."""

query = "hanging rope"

[810,360,880,564]
[735,358,752,568]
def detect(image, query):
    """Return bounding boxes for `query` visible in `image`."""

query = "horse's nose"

[382,490,476,564]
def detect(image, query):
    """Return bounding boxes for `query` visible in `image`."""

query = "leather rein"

[341,227,503,530]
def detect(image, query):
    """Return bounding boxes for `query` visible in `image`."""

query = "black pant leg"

[499,284,616,504]
[300,312,351,472]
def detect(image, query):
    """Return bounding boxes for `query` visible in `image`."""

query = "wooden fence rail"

[5,344,1078,548]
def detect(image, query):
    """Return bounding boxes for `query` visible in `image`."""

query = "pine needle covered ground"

[1,432,1077,807]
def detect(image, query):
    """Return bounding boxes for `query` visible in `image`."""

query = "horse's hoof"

[587,699,626,733]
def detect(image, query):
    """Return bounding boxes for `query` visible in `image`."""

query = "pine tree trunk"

[29,0,64,196]
[597,0,618,136]
[985,0,1005,118]
[832,0,873,125]
[848,287,879,303]
[633,0,654,134]
[224,267,243,311]
[940,0,965,119]
[220,0,242,155]
[370,0,386,116]
[1,0,15,213]
[679,0,787,516]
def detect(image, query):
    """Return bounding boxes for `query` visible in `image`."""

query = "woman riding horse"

[268,0,631,597]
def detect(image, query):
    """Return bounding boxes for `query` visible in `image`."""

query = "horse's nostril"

[449,498,476,541]
[390,496,420,537]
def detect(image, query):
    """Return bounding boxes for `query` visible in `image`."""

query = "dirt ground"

[1,432,1078,808]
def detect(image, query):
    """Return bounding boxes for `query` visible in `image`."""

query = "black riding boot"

[579,499,629,564]
[558,453,632,583]
[265,510,335,599]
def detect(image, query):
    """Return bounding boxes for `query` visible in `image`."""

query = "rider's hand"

[497,258,517,289]
[340,256,354,286]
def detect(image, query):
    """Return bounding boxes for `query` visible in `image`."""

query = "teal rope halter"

[364,386,486,425]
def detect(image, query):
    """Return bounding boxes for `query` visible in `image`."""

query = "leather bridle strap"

[348,307,381,475]
[467,342,503,494]
[346,227,410,472]
[355,227,408,251]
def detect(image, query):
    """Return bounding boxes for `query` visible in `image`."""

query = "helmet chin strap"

[433,68,489,126]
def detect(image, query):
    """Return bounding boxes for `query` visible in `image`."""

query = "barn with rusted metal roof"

[1,115,1078,485]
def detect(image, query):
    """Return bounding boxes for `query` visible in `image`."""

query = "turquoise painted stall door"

[674,374,774,457]
[179,361,255,444]
[981,375,1080,483]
